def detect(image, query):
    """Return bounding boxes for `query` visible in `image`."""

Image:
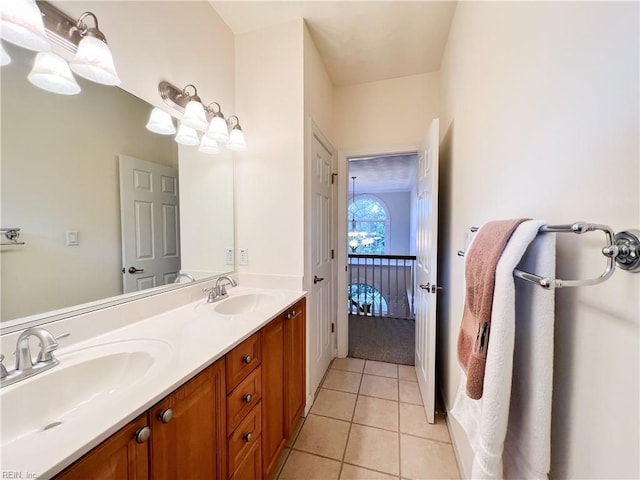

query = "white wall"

[234,20,305,286]
[333,72,440,151]
[437,2,639,478]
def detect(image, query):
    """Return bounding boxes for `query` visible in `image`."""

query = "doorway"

[345,153,418,365]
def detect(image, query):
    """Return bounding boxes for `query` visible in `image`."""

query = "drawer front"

[226,333,261,394]
[227,366,262,434]
[228,403,262,474]
[229,436,261,480]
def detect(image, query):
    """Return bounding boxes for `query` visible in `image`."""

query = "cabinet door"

[54,415,149,480]
[261,316,286,477]
[149,360,226,480]
[285,299,306,437]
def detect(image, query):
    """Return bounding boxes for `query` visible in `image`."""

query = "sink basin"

[214,293,278,315]
[0,338,171,446]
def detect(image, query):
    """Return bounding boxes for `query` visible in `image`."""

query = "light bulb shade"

[181,99,208,131]
[198,135,220,155]
[226,128,247,151]
[69,36,120,86]
[28,52,81,95]
[1,43,10,66]
[205,116,229,142]
[174,123,200,146]
[146,107,176,135]
[0,0,51,52]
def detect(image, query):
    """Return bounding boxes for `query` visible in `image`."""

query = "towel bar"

[458,222,640,289]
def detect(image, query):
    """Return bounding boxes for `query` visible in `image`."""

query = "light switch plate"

[226,248,234,265]
[239,248,248,266]
[66,231,79,246]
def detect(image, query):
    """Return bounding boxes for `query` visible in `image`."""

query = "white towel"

[450,220,556,479]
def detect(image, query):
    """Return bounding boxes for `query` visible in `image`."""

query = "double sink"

[0,288,283,462]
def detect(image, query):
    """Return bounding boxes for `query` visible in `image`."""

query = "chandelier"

[348,176,380,253]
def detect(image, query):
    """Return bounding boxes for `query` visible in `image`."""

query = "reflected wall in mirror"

[1,43,235,324]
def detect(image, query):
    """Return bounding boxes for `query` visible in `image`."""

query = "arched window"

[347,195,389,255]
[348,283,388,316]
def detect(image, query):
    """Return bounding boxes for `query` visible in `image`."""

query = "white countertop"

[0,286,305,479]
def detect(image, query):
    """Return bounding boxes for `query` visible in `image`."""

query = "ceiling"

[210,1,458,86]
[349,154,418,194]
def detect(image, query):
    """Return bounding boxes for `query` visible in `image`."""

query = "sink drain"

[43,421,63,431]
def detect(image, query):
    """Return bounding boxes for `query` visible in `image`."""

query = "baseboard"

[439,384,471,479]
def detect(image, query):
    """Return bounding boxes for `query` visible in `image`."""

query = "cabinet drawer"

[229,436,261,480]
[227,366,262,434]
[228,403,262,474]
[226,333,261,393]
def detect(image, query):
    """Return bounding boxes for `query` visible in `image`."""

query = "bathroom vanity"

[1,287,306,480]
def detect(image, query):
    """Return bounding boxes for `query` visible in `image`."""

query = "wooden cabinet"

[55,415,150,480]
[150,361,227,480]
[54,360,226,480]
[53,297,306,480]
[261,298,306,477]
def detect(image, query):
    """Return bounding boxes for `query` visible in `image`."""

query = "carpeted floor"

[348,314,415,365]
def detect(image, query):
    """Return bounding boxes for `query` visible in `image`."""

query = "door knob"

[128,267,145,274]
[313,275,324,284]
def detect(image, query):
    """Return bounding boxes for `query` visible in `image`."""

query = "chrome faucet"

[203,276,238,303]
[1,328,69,388]
[174,272,196,283]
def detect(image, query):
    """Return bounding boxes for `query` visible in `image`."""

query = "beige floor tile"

[353,395,399,432]
[279,450,341,479]
[293,414,351,460]
[340,464,399,479]
[364,360,398,378]
[399,405,451,443]
[323,369,362,394]
[398,365,417,382]
[333,357,366,373]
[345,424,399,475]
[311,389,358,421]
[400,434,460,479]
[399,380,423,405]
[360,375,398,401]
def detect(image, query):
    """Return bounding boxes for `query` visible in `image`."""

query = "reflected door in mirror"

[119,155,180,293]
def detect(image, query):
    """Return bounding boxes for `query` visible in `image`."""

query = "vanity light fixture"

[28,51,81,95]
[68,12,120,86]
[198,135,220,155]
[204,102,230,142]
[146,107,176,135]
[0,43,11,66]
[0,0,51,52]
[174,123,200,146]
[155,80,248,153]
[226,116,247,151]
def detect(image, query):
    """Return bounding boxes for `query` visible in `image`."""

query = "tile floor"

[274,358,460,480]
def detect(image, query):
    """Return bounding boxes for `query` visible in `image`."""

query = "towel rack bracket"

[612,229,640,272]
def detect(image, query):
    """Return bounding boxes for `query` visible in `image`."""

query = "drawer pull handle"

[243,394,252,404]
[242,355,252,364]
[159,408,173,424]
[135,426,151,444]
[243,432,253,443]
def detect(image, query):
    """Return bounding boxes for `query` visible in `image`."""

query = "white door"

[415,119,439,424]
[309,127,335,398]
[119,155,180,293]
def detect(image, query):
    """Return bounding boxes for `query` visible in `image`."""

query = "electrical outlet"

[239,248,249,266]
[66,231,79,246]
[226,248,234,265]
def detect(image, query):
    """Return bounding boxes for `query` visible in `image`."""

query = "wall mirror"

[1,43,235,330]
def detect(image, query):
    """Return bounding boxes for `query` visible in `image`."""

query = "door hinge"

[331,249,334,259]
[331,322,335,333]
[331,173,338,185]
